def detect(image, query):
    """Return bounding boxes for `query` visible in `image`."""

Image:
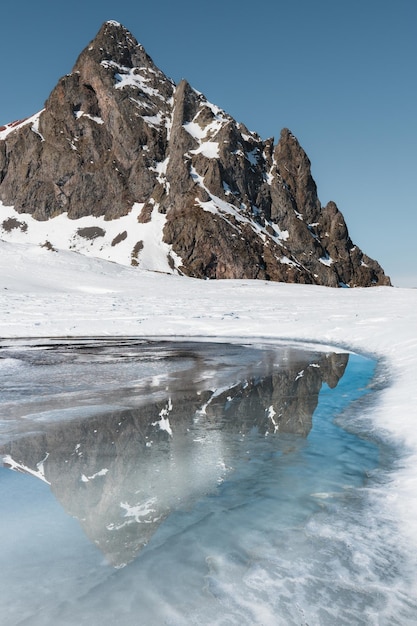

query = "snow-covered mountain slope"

[0,200,180,273]
[0,21,390,287]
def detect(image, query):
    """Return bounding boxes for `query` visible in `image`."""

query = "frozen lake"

[0,338,415,624]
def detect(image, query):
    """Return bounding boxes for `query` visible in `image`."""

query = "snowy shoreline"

[2,240,417,565]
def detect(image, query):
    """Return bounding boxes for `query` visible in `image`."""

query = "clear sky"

[1,0,416,287]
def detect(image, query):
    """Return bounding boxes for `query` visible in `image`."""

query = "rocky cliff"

[0,20,390,287]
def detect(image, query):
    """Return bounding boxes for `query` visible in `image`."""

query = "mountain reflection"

[0,340,348,567]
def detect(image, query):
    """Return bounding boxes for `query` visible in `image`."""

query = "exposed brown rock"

[77,226,106,240]
[111,231,127,246]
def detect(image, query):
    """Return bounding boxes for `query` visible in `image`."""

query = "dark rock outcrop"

[0,21,390,287]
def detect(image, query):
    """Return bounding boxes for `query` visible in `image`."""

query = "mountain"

[0,20,390,287]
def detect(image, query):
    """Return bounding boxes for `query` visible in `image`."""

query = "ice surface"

[0,239,417,622]
[1,343,416,624]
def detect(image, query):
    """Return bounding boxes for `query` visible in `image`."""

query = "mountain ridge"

[0,20,390,287]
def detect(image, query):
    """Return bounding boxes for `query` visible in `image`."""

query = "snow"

[0,201,180,273]
[101,60,166,101]
[183,101,229,146]
[270,223,289,241]
[150,157,170,191]
[280,255,297,266]
[267,405,279,432]
[74,111,104,124]
[183,116,224,157]
[31,114,45,141]
[153,398,173,436]
[295,369,304,381]
[319,254,334,266]
[3,454,51,485]
[120,498,161,524]
[1,238,417,564]
[188,168,289,248]
[183,121,207,141]
[81,469,109,483]
[0,110,43,141]
[142,113,163,127]
[190,140,219,159]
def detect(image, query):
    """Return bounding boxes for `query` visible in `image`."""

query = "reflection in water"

[0,340,349,568]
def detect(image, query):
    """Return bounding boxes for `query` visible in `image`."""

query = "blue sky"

[1,0,416,287]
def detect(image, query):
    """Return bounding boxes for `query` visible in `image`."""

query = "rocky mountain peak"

[72,20,169,92]
[274,128,321,224]
[0,22,390,287]
[82,20,144,64]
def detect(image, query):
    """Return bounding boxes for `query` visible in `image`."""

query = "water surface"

[0,339,414,624]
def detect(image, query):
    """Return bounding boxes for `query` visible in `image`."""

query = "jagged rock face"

[0,21,390,287]
[0,21,174,221]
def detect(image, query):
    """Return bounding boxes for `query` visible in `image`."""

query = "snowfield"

[1,238,417,570]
